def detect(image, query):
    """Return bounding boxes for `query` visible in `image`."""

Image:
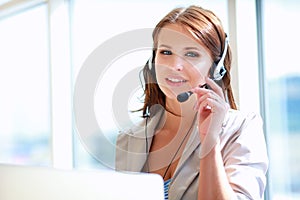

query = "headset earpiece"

[143,105,150,118]
[148,50,156,70]
[212,35,229,81]
[148,50,155,71]
[148,56,153,70]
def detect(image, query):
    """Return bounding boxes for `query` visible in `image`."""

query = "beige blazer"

[115,107,269,200]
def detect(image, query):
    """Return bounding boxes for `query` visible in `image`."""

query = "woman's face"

[155,24,213,101]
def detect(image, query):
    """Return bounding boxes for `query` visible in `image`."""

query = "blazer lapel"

[125,108,165,171]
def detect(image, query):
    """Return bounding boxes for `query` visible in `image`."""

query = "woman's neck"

[162,96,197,132]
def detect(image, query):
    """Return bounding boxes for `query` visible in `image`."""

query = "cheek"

[154,64,164,81]
[154,59,168,81]
[188,65,210,86]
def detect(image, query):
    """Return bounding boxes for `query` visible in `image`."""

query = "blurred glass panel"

[263,0,300,199]
[0,4,50,165]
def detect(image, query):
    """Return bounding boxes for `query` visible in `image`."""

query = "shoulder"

[220,109,269,199]
[220,109,268,162]
[115,118,149,172]
[220,108,268,163]
[226,109,262,125]
[116,119,146,147]
[117,105,166,140]
[222,109,263,137]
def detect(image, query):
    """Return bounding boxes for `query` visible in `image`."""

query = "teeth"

[167,78,186,83]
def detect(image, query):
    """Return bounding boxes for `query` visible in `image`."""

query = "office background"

[0,0,299,199]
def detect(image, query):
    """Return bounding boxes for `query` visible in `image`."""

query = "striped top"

[164,179,172,200]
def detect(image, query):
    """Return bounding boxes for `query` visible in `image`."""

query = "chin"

[162,89,181,101]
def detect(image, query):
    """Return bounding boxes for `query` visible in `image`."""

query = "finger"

[192,89,209,110]
[192,88,213,110]
[198,98,219,112]
[205,77,224,100]
[199,90,223,103]
[192,86,222,106]
[191,87,209,97]
[191,78,224,100]
[194,93,222,111]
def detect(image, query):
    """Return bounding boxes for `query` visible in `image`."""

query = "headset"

[211,34,229,81]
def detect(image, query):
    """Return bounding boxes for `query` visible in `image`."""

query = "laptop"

[0,164,164,200]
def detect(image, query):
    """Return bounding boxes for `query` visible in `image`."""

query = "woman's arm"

[197,111,268,200]
[193,78,268,199]
[198,141,237,200]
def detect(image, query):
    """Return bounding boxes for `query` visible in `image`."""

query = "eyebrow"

[158,44,201,51]
[184,47,201,51]
[158,44,172,49]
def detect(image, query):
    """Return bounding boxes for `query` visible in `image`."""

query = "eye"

[185,51,199,57]
[160,50,172,55]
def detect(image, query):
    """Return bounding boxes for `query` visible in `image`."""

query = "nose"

[171,55,184,71]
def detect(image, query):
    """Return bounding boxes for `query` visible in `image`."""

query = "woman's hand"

[191,77,229,146]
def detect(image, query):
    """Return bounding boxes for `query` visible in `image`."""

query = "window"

[0,3,50,166]
[2,1,299,199]
[262,0,300,199]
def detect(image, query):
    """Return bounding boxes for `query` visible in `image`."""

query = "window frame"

[0,0,74,169]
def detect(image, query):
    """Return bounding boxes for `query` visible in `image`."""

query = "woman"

[115,5,268,200]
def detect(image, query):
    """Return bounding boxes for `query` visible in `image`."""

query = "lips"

[166,77,187,83]
[165,76,187,86]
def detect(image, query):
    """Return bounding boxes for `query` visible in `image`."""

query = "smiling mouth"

[166,77,187,83]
